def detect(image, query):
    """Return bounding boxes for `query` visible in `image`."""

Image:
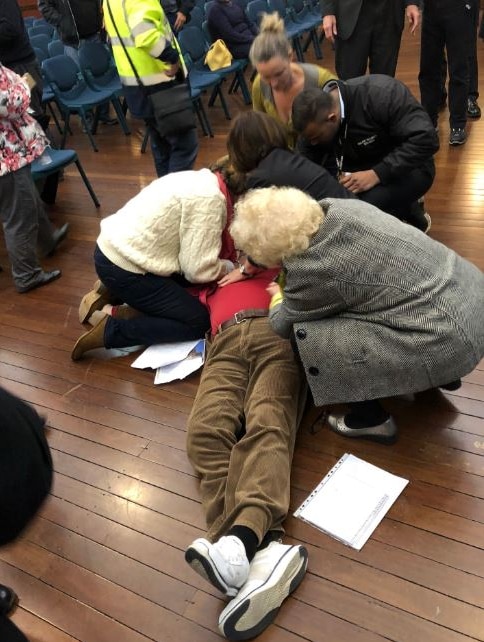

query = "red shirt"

[206,269,280,334]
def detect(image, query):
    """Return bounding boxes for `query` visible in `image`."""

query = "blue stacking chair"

[178,32,232,119]
[24,16,36,29]
[48,39,64,57]
[179,25,251,107]
[42,54,125,151]
[188,5,205,29]
[30,33,50,58]
[267,0,305,60]
[78,42,130,135]
[32,46,64,135]
[29,23,56,39]
[288,0,322,58]
[245,0,270,28]
[31,147,100,207]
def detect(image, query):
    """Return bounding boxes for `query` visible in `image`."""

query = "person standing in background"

[419,0,476,146]
[321,0,420,80]
[102,0,198,177]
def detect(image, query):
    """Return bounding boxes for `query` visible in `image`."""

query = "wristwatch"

[239,263,253,277]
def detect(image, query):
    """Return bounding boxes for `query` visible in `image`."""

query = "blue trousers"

[94,246,209,348]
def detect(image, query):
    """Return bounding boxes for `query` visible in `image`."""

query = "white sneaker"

[218,541,308,640]
[185,536,249,597]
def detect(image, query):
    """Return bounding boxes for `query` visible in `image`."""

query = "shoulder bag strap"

[105,0,147,93]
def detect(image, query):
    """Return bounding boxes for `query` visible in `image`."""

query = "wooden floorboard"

[1,25,484,642]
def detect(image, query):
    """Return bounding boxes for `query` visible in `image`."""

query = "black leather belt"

[217,308,269,334]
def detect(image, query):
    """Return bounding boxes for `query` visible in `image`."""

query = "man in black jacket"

[38,0,116,124]
[160,0,195,33]
[292,76,439,232]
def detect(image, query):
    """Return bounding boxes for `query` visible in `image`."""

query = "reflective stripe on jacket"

[103,0,180,86]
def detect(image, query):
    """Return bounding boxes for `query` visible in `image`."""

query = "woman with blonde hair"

[250,13,335,147]
[229,187,484,444]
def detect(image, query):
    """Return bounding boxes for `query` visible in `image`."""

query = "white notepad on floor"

[294,453,408,550]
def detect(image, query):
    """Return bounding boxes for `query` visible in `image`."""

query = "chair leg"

[75,159,100,207]
[310,29,322,59]
[141,128,150,153]
[208,85,231,120]
[195,98,213,137]
[236,70,252,105]
[112,97,131,135]
[79,110,99,152]
[60,111,70,149]
[46,102,63,135]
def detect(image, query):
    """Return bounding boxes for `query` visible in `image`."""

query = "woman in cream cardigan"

[228,187,484,443]
[71,169,236,360]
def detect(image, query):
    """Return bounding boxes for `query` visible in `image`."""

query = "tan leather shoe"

[71,316,107,361]
[78,279,111,324]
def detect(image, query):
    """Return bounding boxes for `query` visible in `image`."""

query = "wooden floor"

[1,27,484,642]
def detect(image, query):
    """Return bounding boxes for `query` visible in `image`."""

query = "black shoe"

[440,379,462,391]
[0,584,18,616]
[467,97,481,119]
[17,269,62,293]
[449,127,466,146]
[45,222,69,257]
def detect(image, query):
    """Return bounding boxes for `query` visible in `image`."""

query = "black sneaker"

[449,127,466,146]
[467,97,481,119]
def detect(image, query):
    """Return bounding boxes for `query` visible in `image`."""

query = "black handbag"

[105,0,196,137]
[147,82,196,137]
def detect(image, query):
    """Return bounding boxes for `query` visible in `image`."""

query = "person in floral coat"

[0,63,68,293]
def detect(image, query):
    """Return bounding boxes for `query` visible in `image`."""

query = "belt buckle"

[234,311,246,324]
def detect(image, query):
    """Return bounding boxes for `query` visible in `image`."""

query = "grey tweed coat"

[269,199,484,406]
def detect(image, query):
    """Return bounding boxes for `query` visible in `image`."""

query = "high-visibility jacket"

[103,0,181,86]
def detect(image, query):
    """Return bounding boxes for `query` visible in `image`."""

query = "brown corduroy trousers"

[186,318,306,544]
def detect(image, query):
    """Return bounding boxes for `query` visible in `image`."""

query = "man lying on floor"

[185,265,308,641]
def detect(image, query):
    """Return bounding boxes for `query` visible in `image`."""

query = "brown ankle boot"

[111,304,142,320]
[78,279,112,324]
[71,316,108,361]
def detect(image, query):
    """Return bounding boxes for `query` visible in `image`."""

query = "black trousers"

[0,617,28,642]
[419,0,475,128]
[358,162,435,226]
[334,0,402,79]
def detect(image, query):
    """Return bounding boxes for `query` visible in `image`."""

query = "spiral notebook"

[294,454,408,550]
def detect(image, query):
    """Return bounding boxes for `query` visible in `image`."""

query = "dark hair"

[292,88,335,133]
[227,111,290,174]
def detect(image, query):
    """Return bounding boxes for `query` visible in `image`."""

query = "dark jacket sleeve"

[247,149,355,200]
[320,0,336,16]
[178,0,195,16]
[369,80,439,183]
[0,12,22,45]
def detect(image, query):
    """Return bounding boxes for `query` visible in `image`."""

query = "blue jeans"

[147,120,198,177]
[94,246,209,348]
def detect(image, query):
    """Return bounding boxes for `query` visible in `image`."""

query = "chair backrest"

[29,24,55,39]
[29,33,50,57]
[178,26,209,63]
[32,46,48,65]
[78,41,120,88]
[245,0,270,26]
[189,6,205,29]
[42,54,83,93]
[202,20,213,44]
[24,16,36,28]
[205,1,216,18]
[33,18,50,28]
[48,39,65,57]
